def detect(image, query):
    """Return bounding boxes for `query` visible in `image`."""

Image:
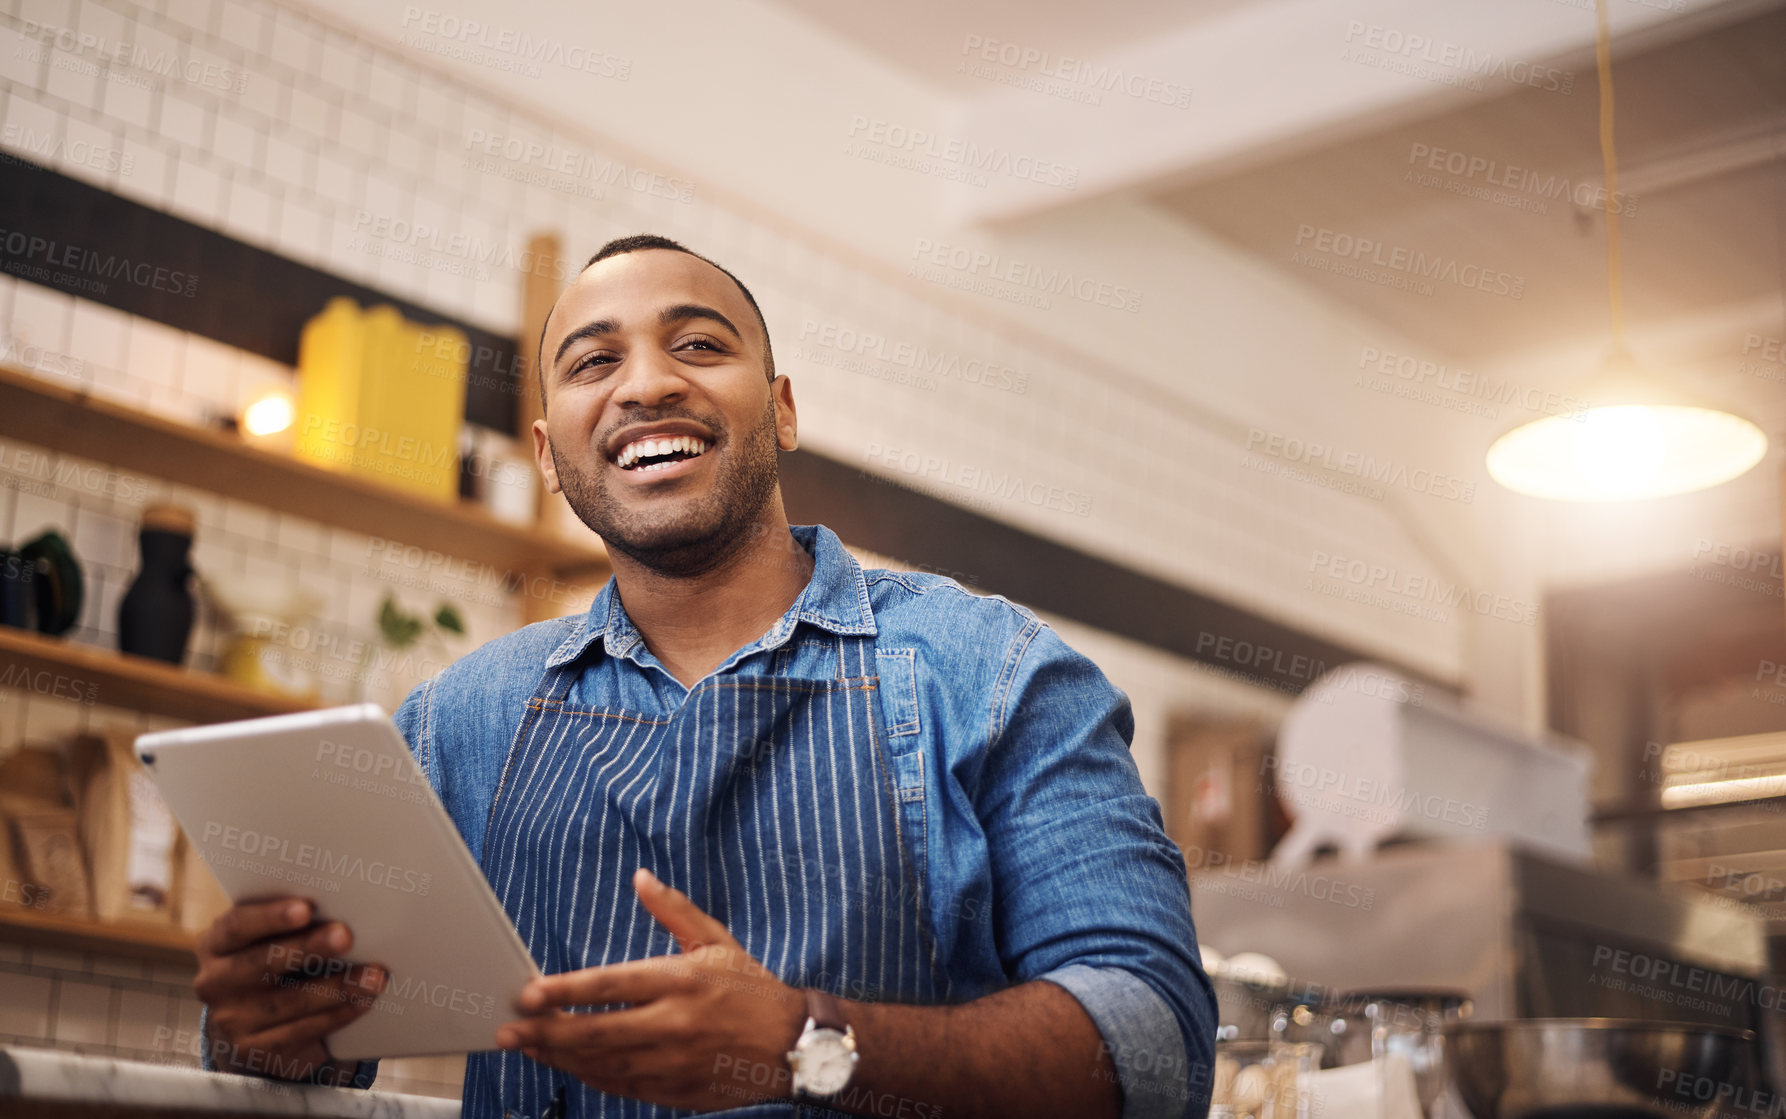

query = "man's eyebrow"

[658,303,743,340]
[552,318,620,367]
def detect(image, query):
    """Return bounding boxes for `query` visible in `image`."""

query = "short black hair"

[535,234,775,410]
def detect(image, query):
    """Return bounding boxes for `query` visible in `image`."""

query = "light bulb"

[242,393,295,437]
[1570,405,1662,497]
[1487,404,1766,501]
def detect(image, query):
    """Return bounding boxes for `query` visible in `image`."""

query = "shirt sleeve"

[195,682,437,1092]
[974,615,1218,1119]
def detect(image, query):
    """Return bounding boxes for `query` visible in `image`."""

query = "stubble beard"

[550,395,782,578]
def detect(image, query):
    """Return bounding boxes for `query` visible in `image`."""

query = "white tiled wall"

[0,0,1479,1087]
[0,0,1468,684]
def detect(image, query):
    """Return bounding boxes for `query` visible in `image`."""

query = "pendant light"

[1484,0,1767,502]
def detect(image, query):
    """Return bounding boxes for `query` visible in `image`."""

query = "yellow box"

[295,298,469,502]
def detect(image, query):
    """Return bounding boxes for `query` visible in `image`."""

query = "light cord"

[1596,0,1625,351]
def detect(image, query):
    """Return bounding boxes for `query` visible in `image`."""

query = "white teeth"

[615,434,711,469]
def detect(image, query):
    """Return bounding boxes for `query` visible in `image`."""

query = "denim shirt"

[220,524,1216,1117]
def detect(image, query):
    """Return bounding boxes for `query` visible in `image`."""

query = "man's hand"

[193,898,388,1085]
[495,868,807,1111]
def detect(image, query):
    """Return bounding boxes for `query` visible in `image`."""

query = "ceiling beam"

[948,0,1776,226]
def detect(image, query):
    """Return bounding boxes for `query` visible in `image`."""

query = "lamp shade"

[1485,350,1766,501]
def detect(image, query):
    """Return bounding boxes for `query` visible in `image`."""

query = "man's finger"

[497,1001,674,1056]
[254,967,389,1034]
[517,955,697,1013]
[632,868,733,954]
[201,898,314,957]
[229,997,374,1080]
[196,923,356,1003]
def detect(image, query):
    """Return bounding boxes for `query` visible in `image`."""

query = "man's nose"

[612,348,690,406]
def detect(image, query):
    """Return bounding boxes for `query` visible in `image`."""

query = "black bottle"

[119,504,196,664]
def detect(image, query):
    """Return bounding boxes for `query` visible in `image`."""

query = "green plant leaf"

[378,594,424,649]
[434,603,465,635]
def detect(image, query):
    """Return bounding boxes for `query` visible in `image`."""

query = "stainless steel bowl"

[1444,1018,1759,1119]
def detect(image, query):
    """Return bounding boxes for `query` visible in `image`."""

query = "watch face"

[799,1030,856,1095]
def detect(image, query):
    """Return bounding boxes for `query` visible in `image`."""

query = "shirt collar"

[545,524,876,669]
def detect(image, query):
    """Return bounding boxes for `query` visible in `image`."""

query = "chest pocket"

[874,646,929,903]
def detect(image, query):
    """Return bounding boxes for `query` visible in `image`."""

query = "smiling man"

[193,235,1216,1119]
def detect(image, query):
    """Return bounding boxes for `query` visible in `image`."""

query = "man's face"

[534,249,797,575]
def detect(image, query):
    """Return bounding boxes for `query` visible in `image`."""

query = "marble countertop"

[0,1046,460,1117]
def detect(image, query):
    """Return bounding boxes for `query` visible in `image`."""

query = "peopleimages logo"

[201,822,433,896]
[1245,428,1477,504]
[1405,142,1635,216]
[0,228,199,298]
[1293,225,1524,299]
[1341,21,1575,94]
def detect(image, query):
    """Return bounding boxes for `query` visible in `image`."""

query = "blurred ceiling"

[762,0,1786,435]
[1159,4,1786,421]
[767,0,1253,94]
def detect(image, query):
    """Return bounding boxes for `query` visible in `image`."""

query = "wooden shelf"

[0,364,610,579]
[0,905,195,967]
[0,627,313,724]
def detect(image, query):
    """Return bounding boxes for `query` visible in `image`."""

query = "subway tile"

[337,103,378,159]
[2,92,61,162]
[17,0,73,32]
[115,987,175,1051]
[179,333,240,411]
[99,70,154,129]
[275,196,324,262]
[0,971,53,1037]
[160,0,217,38]
[25,946,85,975]
[71,503,131,572]
[210,107,257,168]
[220,496,273,541]
[223,176,274,243]
[261,128,308,190]
[318,31,368,97]
[158,88,210,150]
[268,9,320,78]
[66,299,129,370]
[366,60,415,120]
[74,0,129,50]
[286,82,329,138]
[169,156,224,225]
[311,146,359,210]
[0,24,44,87]
[51,979,116,1046]
[113,133,172,209]
[86,953,149,983]
[11,484,72,540]
[128,17,181,69]
[237,60,280,121]
[126,315,188,393]
[216,0,264,55]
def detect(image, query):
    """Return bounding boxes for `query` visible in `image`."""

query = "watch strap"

[803,987,850,1033]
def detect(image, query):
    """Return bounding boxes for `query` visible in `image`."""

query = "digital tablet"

[136,704,542,1060]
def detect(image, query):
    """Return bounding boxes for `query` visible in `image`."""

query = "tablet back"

[137,704,541,1059]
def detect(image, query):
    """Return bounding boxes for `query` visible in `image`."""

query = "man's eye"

[570,353,614,374]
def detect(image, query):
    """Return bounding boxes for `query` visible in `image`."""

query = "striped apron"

[467,629,948,1119]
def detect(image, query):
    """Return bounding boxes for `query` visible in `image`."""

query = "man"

[193,235,1217,1118]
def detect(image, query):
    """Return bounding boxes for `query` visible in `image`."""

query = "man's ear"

[773,375,798,452]
[532,418,562,495]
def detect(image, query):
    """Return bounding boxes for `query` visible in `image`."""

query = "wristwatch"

[786,988,857,1098]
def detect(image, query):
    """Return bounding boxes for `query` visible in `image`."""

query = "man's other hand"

[495,868,808,1111]
[193,898,388,1085]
